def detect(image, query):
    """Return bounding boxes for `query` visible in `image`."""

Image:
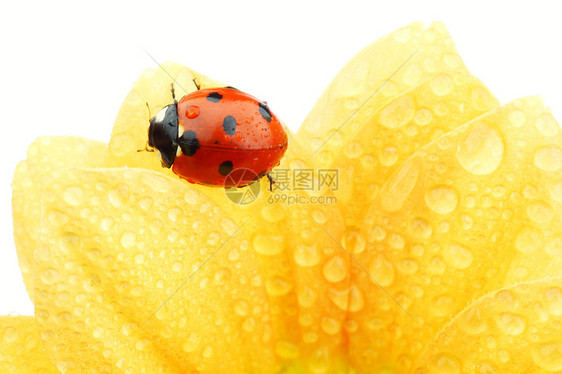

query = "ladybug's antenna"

[192,78,201,91]
[170,83,177,103]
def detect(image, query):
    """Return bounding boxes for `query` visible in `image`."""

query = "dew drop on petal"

[526,200,554,224]
[495,312,526,335]
[442,243,473,269]
[294,243,321,267]
[456,122,504,175]
[534,145,562,171]
[380,157,420,212]
[425,185,459,214]
[368,254,395,287]
[532,342,562,371]
[253,235,285,255]
[379,95,415,129]
[515,226,543,253]
[322,255,347,283]
[63,186,84,206]
[429,353,461,374]
[431,73,454,96]
[535,113,560,137]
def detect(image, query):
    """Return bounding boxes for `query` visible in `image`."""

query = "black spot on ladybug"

[259,102,272,122]
[206,92,223,103]
[218,161,233,176]
[178,130,199,156]
[223,115,237,135]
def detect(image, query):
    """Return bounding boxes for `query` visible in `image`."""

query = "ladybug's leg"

[192,78,201,91]
[266,173,275,192]
[170,83,177,103]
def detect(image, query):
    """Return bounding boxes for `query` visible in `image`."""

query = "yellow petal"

[298,22,498,227]
[12,137,108,300]
[350,97,562,372]
[107,59,352,369]
[107,62,223,172]
[414,278,562,373]
[34,167,281,373]
[0,316,58,373]
[298,22,495,164]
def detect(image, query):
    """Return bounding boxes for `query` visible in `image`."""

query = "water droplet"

[242,317,256,332]
[134,253,145,265]
[508,109,526,127]
[234,300,250,316]
[532,342,562,371]
[425,185,459,214]
[429,353,461,374]
[393,26,412,42]
[275,341,300,359]
[349,284,365,312]
[368,254,395,287]
[471,87,493,111]
[344,141,363,159]
[548,179,562,202]
[431,295,454,317]
[535,145,562,171]
[409,217,433,239]
[415,108,433,126]
[253,235,285,255]
[495,312,526,335]
[179,332,198,353]
[184,189,200,205]
[202,345,213,358]
[261,205,286,222]
[120,232,136,248]
[368,225,387,242]
[3,327,17,343]
[527,200,554,224]
[443,243,473,269]
[342,230,366,254]
[40,268,59,285]
[380,146,399,166]
[312,210,328,224]
[544,287,562,316]
[380,157,420,212]
[266,277,292,296]
[321,317,341,335]
[47,209,69,226]
[83,274,101,293]
[460,214,473,230]
[108,184,129,208]
[322,255,347,283]
[456,122,504,175]
[431,73,453,96]
[404,63,421,85]
[388,233,405,249]
[63,186,84,206]
[172,261,183,272]
[298,286,317,308]
[515,226,543,253]
[535,113,560,137]
[294,243,321,267]
[328,288,348,311]
[545,237,562,256]
[459,306,487,335]
[379,95,415,129]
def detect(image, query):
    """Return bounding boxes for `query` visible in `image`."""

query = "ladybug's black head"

[148,103,179,168]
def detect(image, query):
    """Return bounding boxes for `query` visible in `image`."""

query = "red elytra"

[145,84,288,188]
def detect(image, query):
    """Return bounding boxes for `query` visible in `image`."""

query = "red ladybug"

[145,81,288,189]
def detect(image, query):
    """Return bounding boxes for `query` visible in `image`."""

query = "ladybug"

[144,80,288,189]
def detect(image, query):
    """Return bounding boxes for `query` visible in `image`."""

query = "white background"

[1,0,561,315]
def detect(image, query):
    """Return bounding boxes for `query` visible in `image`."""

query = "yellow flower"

[3,22,562,373]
